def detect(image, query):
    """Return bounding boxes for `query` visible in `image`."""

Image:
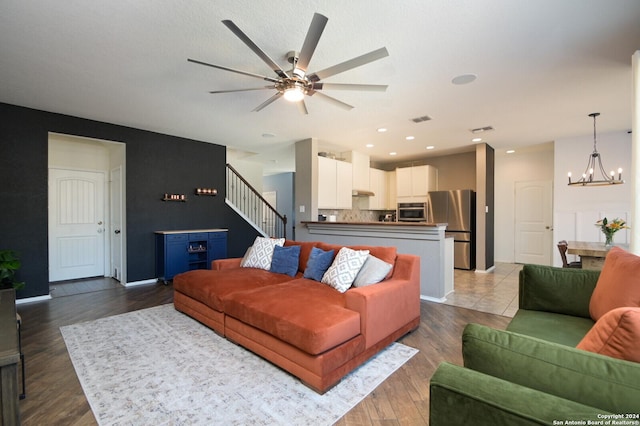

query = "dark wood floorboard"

[16,283,510,426]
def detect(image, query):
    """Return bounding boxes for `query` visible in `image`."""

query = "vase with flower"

[595,217,629,247]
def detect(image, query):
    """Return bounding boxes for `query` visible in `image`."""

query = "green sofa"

[430,264,640,425]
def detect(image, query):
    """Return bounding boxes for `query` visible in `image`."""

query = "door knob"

[114,229,121,234]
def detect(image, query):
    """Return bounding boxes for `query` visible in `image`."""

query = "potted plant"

[0,250,25,290]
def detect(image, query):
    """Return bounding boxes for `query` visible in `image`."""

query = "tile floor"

[443,262,523,318]
[49,276,122,298]
[49,263,524,318]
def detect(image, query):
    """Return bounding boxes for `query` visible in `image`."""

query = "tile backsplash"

[319,208,395,222]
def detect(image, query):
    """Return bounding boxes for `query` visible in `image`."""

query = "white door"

[49,169,106,281]
[110,167,123,282]
[514,180,553,265]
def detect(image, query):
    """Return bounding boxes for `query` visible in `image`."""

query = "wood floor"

[16,282,511,426]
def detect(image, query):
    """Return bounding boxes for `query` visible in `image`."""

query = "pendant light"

[567,113,624,186]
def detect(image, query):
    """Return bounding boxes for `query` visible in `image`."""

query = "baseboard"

[16,294,52,305]
[420,295,446,303]
[474,266,496,274]
[124,279,158,287]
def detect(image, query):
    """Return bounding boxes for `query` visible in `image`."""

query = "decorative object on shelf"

[567,113,624,186]
[163,194,187,202]
[0,249,25,290]
[595,217,629,246]
[195,188,218,196]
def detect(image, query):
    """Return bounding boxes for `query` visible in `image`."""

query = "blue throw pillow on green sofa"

[269,244,301,277]
[303,247,335,281]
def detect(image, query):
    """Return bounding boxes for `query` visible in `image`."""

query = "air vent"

[470,126,494,134]
[411,115,432,123]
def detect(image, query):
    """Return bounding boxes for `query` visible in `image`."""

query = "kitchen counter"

[299,221,453,301]
[302,221,447,226]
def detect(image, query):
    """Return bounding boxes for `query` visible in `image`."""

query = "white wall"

[226,149,264,194]
[494,144,554,263]
[554,131,633,263]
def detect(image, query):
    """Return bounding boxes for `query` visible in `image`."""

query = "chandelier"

[567,113,624,186]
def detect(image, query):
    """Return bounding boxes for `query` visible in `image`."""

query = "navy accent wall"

[0,102,259,299]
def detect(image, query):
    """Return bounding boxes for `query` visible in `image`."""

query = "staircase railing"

[226,163,287,239]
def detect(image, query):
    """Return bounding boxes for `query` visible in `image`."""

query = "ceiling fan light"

[283,86,305,102]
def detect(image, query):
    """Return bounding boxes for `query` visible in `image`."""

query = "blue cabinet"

[155,229,228,282]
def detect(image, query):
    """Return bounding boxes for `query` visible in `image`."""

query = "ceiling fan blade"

[313,83,388,92]
[252,92,283,112]
[310,91,354,110]
[307,47,389,82]
[294,13,328,76]
[188,58,279,83]
[296,99,309,115]
[222,20,290,79]
[209,86,275,94]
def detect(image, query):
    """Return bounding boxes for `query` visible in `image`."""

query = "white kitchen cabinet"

[396,165,437,200]
[386,170,397,210]
[345,151,370,191]
[318,156,353,209]
[368,168,387,210]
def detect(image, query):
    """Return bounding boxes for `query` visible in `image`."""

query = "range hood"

[352,189,375,197]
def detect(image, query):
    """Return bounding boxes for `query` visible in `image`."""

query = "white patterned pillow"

[321,247,370,293]
[240,237,285,270]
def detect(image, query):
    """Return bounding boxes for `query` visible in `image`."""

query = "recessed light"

[426,146,435,150]
[506,150,515,154]
[365,144,374,148]
[377,128,387,133]
[452,74,477,85]
[389,152,397,156]
[405,136,415,141]
[472,137,482,142]
[262,133,276,138]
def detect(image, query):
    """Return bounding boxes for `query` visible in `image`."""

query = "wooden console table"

[567,241,629,271]
[0,289,20,425]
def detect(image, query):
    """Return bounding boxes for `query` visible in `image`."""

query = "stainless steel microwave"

[397,202,427,222]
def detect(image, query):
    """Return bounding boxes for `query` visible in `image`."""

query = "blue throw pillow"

[303,247,335,281]
[269,244,301,277]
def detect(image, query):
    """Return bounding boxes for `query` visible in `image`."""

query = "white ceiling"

[1,0,638,174]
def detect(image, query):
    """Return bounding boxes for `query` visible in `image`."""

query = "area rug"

[60,304,418,425]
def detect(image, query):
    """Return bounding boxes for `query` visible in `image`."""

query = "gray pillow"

[352,255,393,287]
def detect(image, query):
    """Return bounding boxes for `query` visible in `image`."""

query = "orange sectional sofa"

[173,240,420,393]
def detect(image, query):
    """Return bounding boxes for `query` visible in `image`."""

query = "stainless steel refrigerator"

[427,190,475,270]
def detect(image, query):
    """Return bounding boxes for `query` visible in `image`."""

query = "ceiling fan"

[188,13,389,114]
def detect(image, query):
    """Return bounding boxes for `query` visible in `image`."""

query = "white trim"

[474,266,496,274]
[124,279,158,287]
[16,294,52,304]
[420,295,446,303]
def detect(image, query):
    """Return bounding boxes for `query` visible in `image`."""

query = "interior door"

[110,166,123,282]
[514,180,553,265]
[49,168,105,281]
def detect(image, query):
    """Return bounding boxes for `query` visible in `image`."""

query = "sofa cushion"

[506,309,594,347]
[284,240,317,273]
[173,268,295,312]
[463,323,640,414]
[241,236,285,270]
[303,247,335,281]
[269,244,300,277]
[321,247,369,292]
[223,279,361,355]
[590,247,640,320]
[353,255,393,288]
[577,307,640,363]
[318,243,397,279]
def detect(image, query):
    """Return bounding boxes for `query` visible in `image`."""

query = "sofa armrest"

[345,254,420,348]
[430,363,609,426]
[462,323,640,414]
[212,257,242,270]
[519,264,599,318]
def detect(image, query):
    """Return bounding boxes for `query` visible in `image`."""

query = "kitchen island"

[298,221,454,301]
